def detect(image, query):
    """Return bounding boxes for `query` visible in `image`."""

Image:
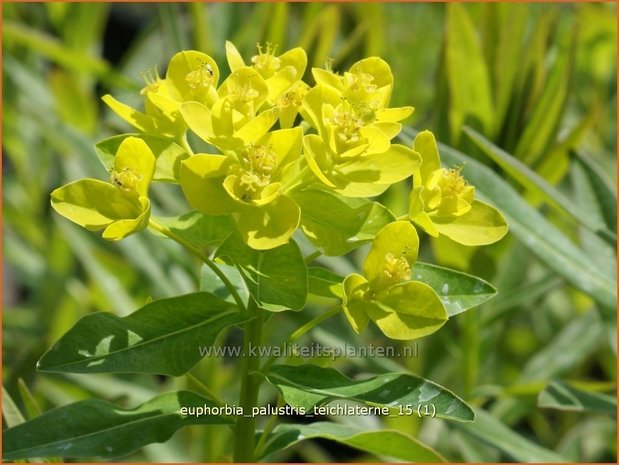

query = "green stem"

[261,305,341,373]
[186,372,224,406]
[304,250,322,264]
[148,219,245,310]
[254,395,285,458]
[233,301,264,462]
[179,133,195,156]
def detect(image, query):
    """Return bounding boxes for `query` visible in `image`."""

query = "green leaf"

[261,364,474,421]
[154,211,232,249]
[95,134,189,182]
[574,151,617,234]
[200,262,249,305]
[432,200,508,247]
[37,292,248,376]
[50,69,97,133]
[307,266,344,299]
[492,4,528,129]
[515,16,575,165]
[2,391,231,460]
[2,386,26,429]
[260,422,445,462]
[294,189,395,256]
[402,128,617,311]
[412,262,497,317]
[464,126,615,245]
[518,310,604,383]
[17,379,43,420]
[455,409,569,462]
[538,380,616,416]
[445,4,494,141]
[216,234,307,311]
[571,160,617,280]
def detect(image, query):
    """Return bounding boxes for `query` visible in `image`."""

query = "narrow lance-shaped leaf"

[538,380,617,417]
[259,422,445,462]
[37,292,249,376]
[454,409,569,462]
[261,364,474,421]
[445,4,494,141]
[574,150,617,234]
[2,391,231,460]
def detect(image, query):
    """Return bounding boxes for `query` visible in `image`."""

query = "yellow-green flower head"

[218,66,269,118]
[275,81,310,129]
[342,221,448,340]
[226,41,307,96]
[149,51,220,110]
[251,42,282,78]
[423,165,476,218]
[51,137,156,241]
[179,128,303,250]
[102,51,218,141]
[408,131,508,246]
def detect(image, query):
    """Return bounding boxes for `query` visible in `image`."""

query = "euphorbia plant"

[4,42,507,462]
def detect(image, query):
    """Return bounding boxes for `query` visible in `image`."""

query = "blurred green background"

[3,2,617,462]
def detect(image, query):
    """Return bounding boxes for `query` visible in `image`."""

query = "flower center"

[110,167,142,192]
[251,42,281,77]
[438,166,468,197]
[186,62,215,89]
[276,83,308,109]
[140,67,162,96]
[383,252,412,285]
[326,102,365,144]
[344,71,377,95]
[236,144,277,199]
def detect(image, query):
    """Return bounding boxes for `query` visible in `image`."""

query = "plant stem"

[233,301,264,462]
[147,219,246,310]
[179,133,195,156]
[261,305,341,373]
[186,372,224,406]
[254,395,285,459]
[304,250,322,264]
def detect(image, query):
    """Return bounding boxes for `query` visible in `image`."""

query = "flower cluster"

[51,42,507,340]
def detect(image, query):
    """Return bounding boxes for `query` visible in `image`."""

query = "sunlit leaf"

[261,364,474,421]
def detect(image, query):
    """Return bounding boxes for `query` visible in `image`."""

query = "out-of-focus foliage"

[3,3,616,463]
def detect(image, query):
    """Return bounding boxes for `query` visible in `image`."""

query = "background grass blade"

[538,380,616,416]
[464,126,616,246]
[454,409,569,462]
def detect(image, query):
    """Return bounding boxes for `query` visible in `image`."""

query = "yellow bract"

[51,137,156,241]
[409,131,508,246]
